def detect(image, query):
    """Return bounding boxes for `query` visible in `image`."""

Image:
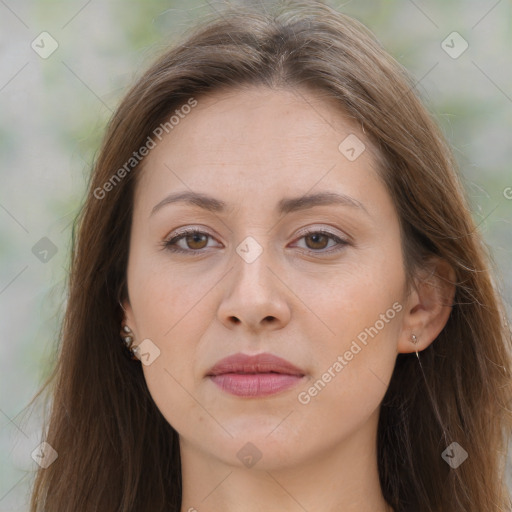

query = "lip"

[206,352,305,398]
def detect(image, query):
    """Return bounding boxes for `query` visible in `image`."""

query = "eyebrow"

[150,190,368,217]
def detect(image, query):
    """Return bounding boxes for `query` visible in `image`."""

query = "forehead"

[134,85,384,214]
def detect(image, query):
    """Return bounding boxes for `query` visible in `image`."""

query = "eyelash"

[161,227,349,255]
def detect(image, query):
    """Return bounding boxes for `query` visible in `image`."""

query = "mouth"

[206,352,306,398]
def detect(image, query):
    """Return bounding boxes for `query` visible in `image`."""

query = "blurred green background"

[1,1,511,509]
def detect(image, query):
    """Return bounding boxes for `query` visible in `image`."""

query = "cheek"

[131,270,211,375]
[292,236,405,403]
[294,244,405,348]
[128,247,217,336]
[128,256,218,420]
[135,290,205,436]
[293,276,403,438]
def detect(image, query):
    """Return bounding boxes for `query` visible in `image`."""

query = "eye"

[162,228,221,254]
[291,229,349,254]
[161,227,349,255]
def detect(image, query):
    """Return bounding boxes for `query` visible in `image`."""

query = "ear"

[398,257,456,354]
[120,296,138,337]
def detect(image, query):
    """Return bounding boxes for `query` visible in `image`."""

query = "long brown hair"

[28,1,512,510]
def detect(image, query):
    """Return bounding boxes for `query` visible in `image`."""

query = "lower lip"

[209,373,303,397]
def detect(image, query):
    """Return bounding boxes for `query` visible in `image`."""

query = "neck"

[179,408,393,512]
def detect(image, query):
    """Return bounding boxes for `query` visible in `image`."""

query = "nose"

[216,244,292,333]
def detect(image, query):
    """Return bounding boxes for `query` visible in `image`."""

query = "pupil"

[188,234,206,248]
[308,233,327,249]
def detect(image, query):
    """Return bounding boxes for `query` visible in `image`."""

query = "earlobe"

[119,298,136,333]
[119,299,140,360]
[398,257,456,355]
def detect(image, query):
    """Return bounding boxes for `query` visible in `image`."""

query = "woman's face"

[123,86,412,469]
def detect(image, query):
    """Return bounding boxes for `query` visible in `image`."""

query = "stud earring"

[120,324,139,360]
[411,333,419,359]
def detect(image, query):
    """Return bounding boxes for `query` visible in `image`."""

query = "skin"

[122,85,454,512]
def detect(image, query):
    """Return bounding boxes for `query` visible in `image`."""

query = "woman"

[28,1,512,511]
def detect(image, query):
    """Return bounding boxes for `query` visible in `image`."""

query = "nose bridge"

[217,233,291,330]
[232,233,277,303]
[235,238,272,292]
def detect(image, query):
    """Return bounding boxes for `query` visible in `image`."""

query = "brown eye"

[184,233,208,250]
[292,229,349,254]
[164,229,220,253]
[304,233,330,250]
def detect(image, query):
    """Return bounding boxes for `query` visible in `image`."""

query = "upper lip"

[206,352,305,377]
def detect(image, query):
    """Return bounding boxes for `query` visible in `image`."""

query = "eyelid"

[168,225,218,240]
[292,224,348,241]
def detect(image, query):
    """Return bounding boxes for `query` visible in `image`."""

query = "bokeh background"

[1,0,511,509]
